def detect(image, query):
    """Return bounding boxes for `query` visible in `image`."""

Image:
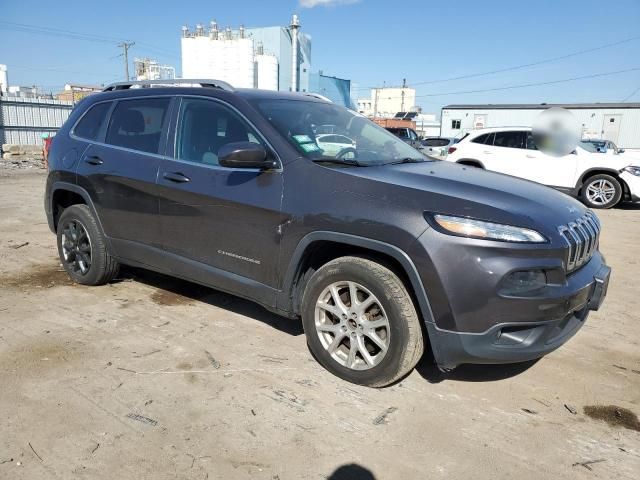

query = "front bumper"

[621,171,640,202]
[409,227,611,370]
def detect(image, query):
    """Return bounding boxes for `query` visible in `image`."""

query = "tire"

[56,204,119,286]
[301,256,424,387]
[580,174,622,209]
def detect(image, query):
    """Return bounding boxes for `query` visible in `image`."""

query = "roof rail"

[301,92,333,103]
[102,79,234,92]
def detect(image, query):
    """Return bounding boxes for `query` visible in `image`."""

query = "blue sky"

[1,0,639,112]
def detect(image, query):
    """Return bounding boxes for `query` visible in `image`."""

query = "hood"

[338,161,589,236]
[576,148,637,170]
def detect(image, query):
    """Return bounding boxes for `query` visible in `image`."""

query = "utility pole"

[117,42,135,80]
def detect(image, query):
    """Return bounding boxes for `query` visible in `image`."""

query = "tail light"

[448,146,457,154]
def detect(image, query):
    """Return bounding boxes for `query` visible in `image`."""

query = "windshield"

[249,99,428,166]
[580,140,606,153]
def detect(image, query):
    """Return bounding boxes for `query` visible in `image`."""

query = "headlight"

[432,214,547,243]
[622,165,640,176]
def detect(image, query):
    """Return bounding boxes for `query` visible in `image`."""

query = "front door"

[157,97,284,289]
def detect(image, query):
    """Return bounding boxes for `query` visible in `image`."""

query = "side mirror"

[618,148,625,154]
[218,142,277,169]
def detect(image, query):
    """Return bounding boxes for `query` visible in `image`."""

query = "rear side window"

[471,133,494,145]
[424,138,450,147]
[105,98,170,154]
[73,102,111,141]
[493,131,525,149]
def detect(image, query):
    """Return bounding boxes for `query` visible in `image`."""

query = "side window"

[472,133,489,144]
[105,98,170,154]
[176,98,264,166]
[73,102,111,141]
[493,131,525,149]
[451,120,461,130]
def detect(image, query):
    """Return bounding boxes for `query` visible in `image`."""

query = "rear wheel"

[57,204,119,285]
[580,174,622,209]
[301,256,424,387]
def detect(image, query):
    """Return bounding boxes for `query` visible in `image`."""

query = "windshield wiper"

[388,157,428,165]
[311,157,364,167]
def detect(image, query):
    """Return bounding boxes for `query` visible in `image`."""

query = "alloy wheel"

[314,281,390,370]
[61,220,92,275]
[586,179,616,206]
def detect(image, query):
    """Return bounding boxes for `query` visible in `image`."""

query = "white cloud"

[299,0,360,8]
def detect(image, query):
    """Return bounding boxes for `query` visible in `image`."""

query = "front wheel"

[301,256,424,387]
[580,174,622,209]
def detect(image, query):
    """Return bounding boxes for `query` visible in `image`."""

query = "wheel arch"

[50,182,105,235]
[576,168,630,199]
[277,232,436,328]
[456,158,485,168]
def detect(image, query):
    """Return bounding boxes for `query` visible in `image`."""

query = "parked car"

[315,134,356,157]
[45,80,610,387]
[385,127,423,150]
[580,139,624,154]
[421,137,458,160]
[446,127,640,209]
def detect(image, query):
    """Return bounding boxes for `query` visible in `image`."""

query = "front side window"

[493,131,525,149]
[74,102,111,141]
[176,98,264,166]
[105,98,170,154]
[525,132,538,150]
[249,99,428,166]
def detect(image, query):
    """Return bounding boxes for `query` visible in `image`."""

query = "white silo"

[255,54,278,91]
[0,64,8,93]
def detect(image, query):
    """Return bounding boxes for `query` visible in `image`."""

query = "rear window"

[73,102,111,141]
[105,98,170,154]
[423,138,450,147]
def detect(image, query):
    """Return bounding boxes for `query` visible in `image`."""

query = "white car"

[445,127,640,209]
[316,134,355,157]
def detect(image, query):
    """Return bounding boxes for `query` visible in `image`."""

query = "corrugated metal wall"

[0,97,73,146]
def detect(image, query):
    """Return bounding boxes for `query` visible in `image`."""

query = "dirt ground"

[1,168,639,480]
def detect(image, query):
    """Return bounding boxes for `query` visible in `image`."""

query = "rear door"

[520,131,577,188]
[483,130,529,177]
[157,96,284,288]
[75,96,172,251]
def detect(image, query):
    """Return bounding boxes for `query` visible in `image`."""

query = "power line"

[621,85,640,102]
[0,21,180,58]
[411,34,640,86]
[373,67,640,100]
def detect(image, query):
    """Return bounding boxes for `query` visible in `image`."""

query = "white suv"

[446,127,640,209]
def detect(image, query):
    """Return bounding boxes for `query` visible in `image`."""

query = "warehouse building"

[441,103,640,150]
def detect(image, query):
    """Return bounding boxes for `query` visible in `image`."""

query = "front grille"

[558,211,601,272]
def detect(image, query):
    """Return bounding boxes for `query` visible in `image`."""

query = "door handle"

[482,151,493,154]
[163,172,190,183]
[526,154,536,158]
[85,155,103,165]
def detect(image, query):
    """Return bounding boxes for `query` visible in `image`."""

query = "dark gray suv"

[45,80,611,387]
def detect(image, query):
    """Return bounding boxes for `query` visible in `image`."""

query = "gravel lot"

[1,168,639,480]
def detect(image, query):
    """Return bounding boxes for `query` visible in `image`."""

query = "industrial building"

[181,15,311,93]
[441,103,640,149]
[357,86,417,118]
[134,58,176,81]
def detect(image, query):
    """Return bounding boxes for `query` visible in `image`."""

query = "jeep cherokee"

[45,80,611,387]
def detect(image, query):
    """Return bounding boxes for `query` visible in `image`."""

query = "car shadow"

[115,266,304,337]
[618,201,640,210]
[414,346,539,384]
